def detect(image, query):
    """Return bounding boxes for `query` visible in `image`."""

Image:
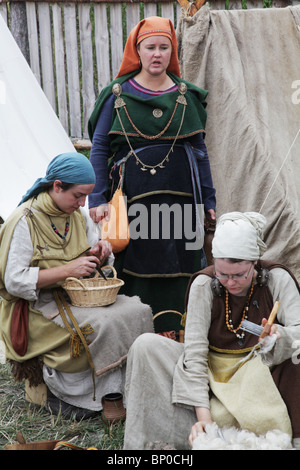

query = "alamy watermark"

[291,80,300,104]
[292,340,300,365]
[101,198,205,251]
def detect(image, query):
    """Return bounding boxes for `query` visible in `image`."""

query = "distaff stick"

[259,300,280,339]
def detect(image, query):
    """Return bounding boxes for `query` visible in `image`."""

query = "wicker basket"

[153,310,185,343]
[62,266,124,307]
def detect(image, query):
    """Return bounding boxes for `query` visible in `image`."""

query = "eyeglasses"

[214,262,254,281]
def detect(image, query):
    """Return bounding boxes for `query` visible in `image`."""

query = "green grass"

[0,362,125,450]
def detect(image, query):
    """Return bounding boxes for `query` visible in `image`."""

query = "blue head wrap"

[19,152,96,205]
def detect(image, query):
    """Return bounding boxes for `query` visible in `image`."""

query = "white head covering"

[212,212,267,261]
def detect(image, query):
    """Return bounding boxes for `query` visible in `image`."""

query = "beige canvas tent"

[177,4,300,279]
[0,14,74,222]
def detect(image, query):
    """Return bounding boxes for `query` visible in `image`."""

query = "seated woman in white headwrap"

[123,212,300,450]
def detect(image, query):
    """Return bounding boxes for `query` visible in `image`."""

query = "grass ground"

[0,361,125,450]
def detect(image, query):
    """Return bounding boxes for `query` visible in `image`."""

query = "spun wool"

[193,422,293,450]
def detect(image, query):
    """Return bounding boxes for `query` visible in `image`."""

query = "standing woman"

[88,17,216,330]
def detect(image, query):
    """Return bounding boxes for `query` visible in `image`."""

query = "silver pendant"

[177,82,188,105]
[178,82,187,95]
[112,83,122,96]
[150,168,156,175]
[176,94,187,105]
[114,97,126,109]
[112,83,126,108]
[153,108,163,118]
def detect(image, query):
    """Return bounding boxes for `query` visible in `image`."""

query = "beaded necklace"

[225,274,255,343]
[112,82,188,175]
[50,218,70,239]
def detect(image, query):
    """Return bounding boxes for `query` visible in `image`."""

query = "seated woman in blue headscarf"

[0,152,153,420]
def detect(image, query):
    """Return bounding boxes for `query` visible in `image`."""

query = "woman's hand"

[188,407,213,448]
[188,421,208,448]
[37,242,112,289]
[207,208,216,221]
[89,240,112,265]
[261,318,281,340]
[89,204,109,224]
[36,255,101,288]
[65,256,101,278]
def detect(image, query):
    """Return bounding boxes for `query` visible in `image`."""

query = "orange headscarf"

[116,16,181,78]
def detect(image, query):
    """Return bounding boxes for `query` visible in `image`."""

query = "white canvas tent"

[0,14,75,222]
